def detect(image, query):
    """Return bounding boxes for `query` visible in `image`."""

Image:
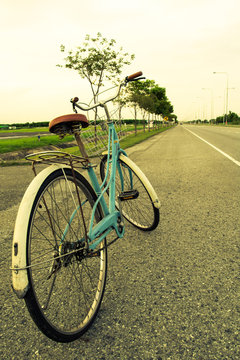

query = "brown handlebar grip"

[127,71,143,81]
[73,97,79,103]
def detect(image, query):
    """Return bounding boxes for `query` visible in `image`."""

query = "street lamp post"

[213,72,229,124]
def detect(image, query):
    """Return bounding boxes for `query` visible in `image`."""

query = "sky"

[0,0,240,124]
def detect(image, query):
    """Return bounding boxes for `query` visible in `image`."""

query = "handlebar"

[71,71,144,113]
[125,71,143,82]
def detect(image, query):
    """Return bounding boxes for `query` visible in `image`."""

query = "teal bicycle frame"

[87,121,125,250]
[61,80,140,253]
[64,119,128,252]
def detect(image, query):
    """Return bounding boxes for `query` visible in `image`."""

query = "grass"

[0,134,74,154]
[0,124,133,154]
[0,125,173,166]
[0,127,49,133]
[60,126,173,156]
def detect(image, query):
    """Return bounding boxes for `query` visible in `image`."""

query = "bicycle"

[11,71,160,342]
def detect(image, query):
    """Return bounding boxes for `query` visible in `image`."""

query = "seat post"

[74,132,89,160]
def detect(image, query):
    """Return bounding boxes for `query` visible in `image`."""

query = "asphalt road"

[183,125,240,163]
[0,125,239,359]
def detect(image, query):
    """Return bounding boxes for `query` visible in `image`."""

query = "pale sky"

[0,0,240,124]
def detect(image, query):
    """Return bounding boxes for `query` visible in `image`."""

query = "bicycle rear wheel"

[100,155,159,231]
[24,167,107,342]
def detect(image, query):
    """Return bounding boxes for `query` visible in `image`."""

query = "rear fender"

[11,164,70,298]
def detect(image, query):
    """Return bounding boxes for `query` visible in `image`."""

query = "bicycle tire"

[24,167,107,342]
[100,155,159,231]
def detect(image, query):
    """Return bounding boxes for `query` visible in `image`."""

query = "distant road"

[183,125,240,163]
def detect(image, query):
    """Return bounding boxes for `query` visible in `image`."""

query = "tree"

[150,85,174,118]
[169,114,178,123]
[58,33,134,141]
[227,111,240,124]
[126,80,174,132]
[58,32,135,106]
[113,91,128,135]
[126,80,156,133]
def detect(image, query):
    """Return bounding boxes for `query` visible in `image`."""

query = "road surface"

[183,125,240,164]
[0,125,239,359]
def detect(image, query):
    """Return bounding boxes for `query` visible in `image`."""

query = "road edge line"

[183,127,240,167]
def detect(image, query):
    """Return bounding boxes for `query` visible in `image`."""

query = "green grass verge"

[62,126,173,156]
[0,125,173,166]
[0,125,133,154]
[0,135,74,154]
[0,127,49,133]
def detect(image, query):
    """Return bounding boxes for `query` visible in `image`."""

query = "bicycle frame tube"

[117,158,134,192]
[85,121,124,250]
[58,117,124,251]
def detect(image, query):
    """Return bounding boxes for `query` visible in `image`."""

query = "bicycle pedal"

[118,190,139,201]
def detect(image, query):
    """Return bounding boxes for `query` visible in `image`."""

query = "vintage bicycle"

[11,71,160,342]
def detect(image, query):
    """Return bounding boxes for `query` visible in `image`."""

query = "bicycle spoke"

[100,155,159,230]
[42,272,58,310]
[25,168,107,340]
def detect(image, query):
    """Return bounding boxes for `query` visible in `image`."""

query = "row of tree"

[215,111,240,125]
[186,111,240,125]
[0,121,49,129]
[119,79,176,122]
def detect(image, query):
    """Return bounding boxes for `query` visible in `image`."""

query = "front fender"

[119,154,161,209]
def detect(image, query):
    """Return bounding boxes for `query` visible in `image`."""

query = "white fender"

[119,154,160,209]
[12,164,68,298]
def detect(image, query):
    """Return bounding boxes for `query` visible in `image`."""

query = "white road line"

[184,127,240,167]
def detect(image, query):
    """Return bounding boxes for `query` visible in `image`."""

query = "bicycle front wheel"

[24,167,107,342]
[100,154,159,231]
